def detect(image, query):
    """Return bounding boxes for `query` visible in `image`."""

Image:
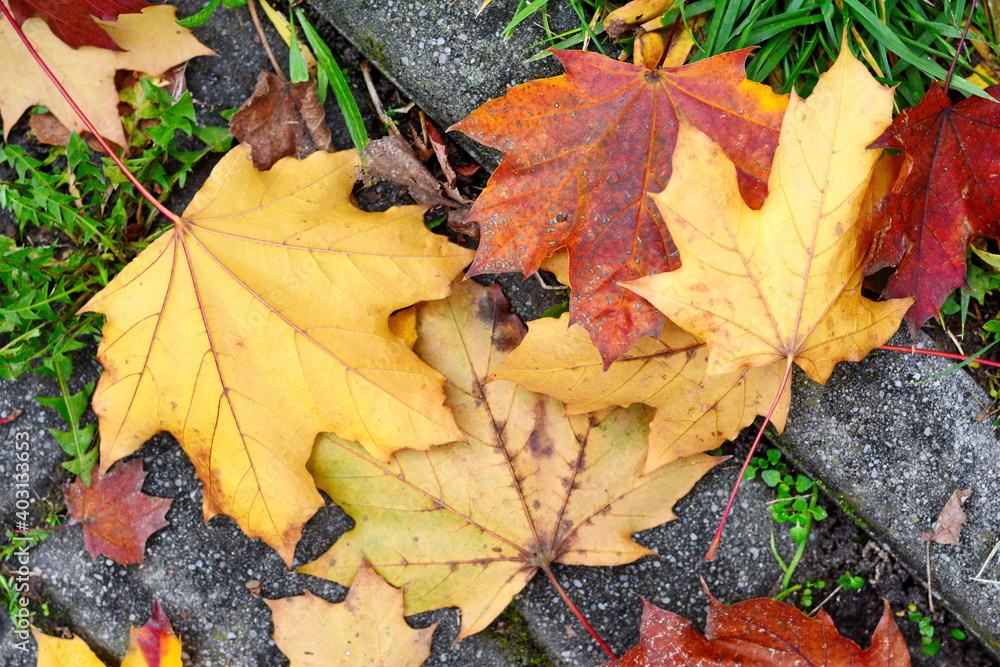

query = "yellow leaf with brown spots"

[301,280,719,638]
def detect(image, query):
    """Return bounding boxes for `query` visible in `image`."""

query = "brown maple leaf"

[7,0,149,50]
[63,458,171,565]
[452,49,787,365]
[867,85,1000,332]
[605,595,909,666]
[301,280,719,638]
[229,71,333,171]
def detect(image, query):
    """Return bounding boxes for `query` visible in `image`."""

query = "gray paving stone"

[307,0,580,167]
[778,330,1000,658]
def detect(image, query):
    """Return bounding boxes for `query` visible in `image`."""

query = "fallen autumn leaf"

[301,280,720,639]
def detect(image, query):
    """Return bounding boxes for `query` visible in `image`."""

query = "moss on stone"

[485,604,557,667]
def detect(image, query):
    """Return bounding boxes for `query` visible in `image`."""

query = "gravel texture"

[1,0,999,665]
[779,330,1000,658]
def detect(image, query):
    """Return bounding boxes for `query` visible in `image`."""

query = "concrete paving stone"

[307,0,581,167]
[778,330,1000,658]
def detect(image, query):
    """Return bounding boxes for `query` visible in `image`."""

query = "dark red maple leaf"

[6,0,150,50]
[867,84,1000,332]
[605,595,909,666]
[452,49,786,365]
[64,458,172,565]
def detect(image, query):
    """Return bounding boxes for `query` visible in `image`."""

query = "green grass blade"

[503,0,552,39]
[177,0,223,28]
[296,11,369,152]
[843,0,989,98]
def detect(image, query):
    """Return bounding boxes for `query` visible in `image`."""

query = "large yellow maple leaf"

[0,6,213,144]
[267,564,435,667]
[82,146,472,563]
[301,280,719,638]
[625,46,912,384]
[490,314,789,474]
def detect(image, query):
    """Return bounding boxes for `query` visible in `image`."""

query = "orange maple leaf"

[453,49,787,364]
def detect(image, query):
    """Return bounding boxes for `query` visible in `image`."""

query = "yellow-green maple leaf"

[301,281,719,638]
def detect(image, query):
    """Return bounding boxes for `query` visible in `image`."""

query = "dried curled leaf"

[229,71,333,171]
[82,146,472,562]
[301,281,719,638]
[922,488,972,545]
[626,45,911,384]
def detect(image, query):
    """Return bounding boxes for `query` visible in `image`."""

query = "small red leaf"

[606,595,909,666]
[64,458,172,565]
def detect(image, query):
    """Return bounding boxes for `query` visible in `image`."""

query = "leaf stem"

[247,0,286,80]
[878,344,1000,368]
[541,565,617,660]
[943,0,978,93]
[705,355,793,561]
[0,2,180,226]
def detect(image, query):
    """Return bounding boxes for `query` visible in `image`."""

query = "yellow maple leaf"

[490,314,789,474]
[0,6,214,145]
[267,564,436,667]
[82,147,472,563]
[35,602,181,667]
[33,630,106,667]
[625,46,912,384]
[301,281,719,638]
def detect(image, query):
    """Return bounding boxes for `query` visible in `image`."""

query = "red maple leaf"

[64,458,172,565]
[452,49,786,364]
[605,595,909,666]
[867,84,1000,332]
[128,601,180,665]
[6,0,150,50]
